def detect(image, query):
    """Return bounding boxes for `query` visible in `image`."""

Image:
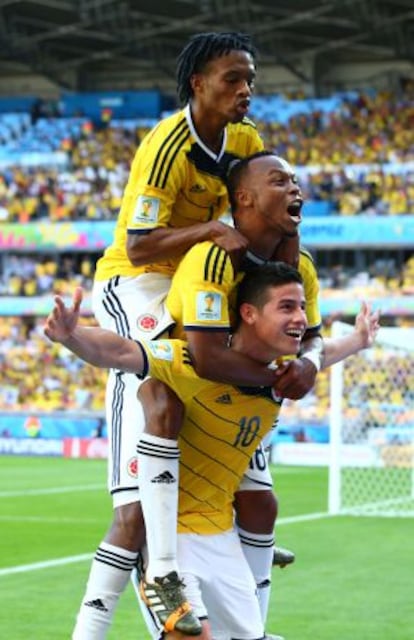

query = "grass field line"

[0,483,104,497]
[277,511,330,525]
[0,510,331,578]
[0,553,94,577]
[0,515,103,524]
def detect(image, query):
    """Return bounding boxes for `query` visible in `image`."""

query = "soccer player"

[78,31,299,639]
[44,264,379,640]
[138,151,321,627]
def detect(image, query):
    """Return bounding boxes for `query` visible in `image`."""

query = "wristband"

[301,350,322,372]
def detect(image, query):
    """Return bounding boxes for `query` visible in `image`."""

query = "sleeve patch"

[132,196,160,224]
[195,291,223,321]
[146,340,173,361]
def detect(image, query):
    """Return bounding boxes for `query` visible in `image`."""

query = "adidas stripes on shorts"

[92,273,173,507]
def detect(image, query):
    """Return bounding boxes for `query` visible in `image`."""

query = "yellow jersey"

[167,243,322,339]
[138,339,282,534]
[95,106,263,281]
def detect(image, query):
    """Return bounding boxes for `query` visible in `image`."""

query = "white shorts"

[141,530,265,640]
[91,273,173,506]
[239,442,273,492]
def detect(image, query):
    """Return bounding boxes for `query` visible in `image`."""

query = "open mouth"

[287,199,303,223]
[285,329,303,339]
[237,100,250,113]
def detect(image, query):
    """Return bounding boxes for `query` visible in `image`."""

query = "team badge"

[132,196,160,224]
[127,457,138,478]
[196,291,222,321]
[147,341,173,361]
[137,314,158,332]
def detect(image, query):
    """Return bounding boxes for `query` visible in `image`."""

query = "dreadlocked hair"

[176,32,257,105]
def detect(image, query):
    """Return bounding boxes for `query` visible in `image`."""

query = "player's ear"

[234,187,253,208]
[190,73,203,95]
[239,302,257,325]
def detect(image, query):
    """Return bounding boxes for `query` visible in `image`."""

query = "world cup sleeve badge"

[147,341,174,361]
[132,195,160,224]
[195,291,222,321]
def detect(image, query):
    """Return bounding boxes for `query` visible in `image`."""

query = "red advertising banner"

[63,438,108,459]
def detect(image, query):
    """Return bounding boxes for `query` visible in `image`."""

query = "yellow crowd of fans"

[0,90,413,223]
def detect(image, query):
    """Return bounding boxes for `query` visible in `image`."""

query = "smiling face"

[191,50,256,123]
[240,281,307,360]
[237,155,304,234]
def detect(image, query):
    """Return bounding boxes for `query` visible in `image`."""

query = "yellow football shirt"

[95,106,263,281]
[138,339,282,534]
[167,243,322,339]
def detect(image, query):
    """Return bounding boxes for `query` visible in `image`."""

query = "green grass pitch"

[0,456,412,639]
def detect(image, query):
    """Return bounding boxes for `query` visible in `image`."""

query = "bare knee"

[234,489,278,534]
[105,502,146,551]
[138,378,184,439]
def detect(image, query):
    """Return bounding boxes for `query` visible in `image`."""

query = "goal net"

[328,323,414,517]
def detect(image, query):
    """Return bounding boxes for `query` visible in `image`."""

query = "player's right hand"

[354,301,380,348]
[208,220,249,254]
[44,287,83,343]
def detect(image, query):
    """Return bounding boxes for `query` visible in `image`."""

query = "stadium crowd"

[0,87,413,420]
[0,89,413,224]
[1,251,413,300]
[0,252,96,296]
[1,312,411,441]
[0,314,105,412]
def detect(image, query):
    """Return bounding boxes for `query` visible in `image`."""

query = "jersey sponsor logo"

[137,314,158,332]
[196,291,222,321]
[215,393,232,404]
[127,456,138,477]
[132,195,160,224]
[147,340,173,361]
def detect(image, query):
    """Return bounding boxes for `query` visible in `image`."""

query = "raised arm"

[44,288,145,374]
[322,301,380,369]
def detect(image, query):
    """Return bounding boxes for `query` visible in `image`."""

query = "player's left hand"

[44,287,83,343]
[355,301,380,348]
[272,357,317,400]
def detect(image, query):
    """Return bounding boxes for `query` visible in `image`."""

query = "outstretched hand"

[44,287,83,343]
[355,301,380,348]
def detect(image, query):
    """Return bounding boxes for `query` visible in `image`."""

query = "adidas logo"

[84,598,108,612]
[190,183,206,193]
[215,393,232,404]
[151,470,176,484]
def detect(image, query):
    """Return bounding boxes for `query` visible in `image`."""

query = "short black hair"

[226,151,275,211]
[176,32,257,105]
[234,262,303,327]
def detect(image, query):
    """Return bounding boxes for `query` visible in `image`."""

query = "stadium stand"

[0,86,413,434]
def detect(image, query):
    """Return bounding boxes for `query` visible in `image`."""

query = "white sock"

[72,542,138,640]
[238,527,274,623]
[137,434,180,582]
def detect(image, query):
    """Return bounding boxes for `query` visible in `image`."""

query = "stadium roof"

[0,0,413,95]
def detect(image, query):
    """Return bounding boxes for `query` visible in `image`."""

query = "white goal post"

[328,323,414,517]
